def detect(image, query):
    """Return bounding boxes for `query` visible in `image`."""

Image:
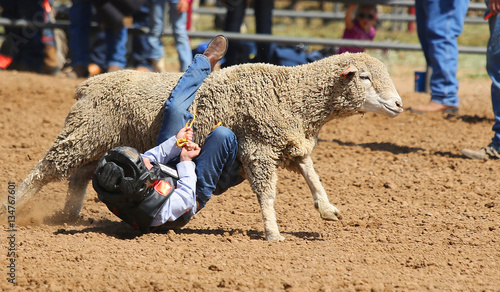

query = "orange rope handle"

[176,138,188,147]
[212,121,222,131]
[177,111,197,147]
[184,113,197,128]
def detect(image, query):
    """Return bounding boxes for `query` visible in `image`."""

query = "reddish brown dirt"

[0,66,499,291]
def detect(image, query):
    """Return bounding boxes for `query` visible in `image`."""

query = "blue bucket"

[414,71,426,92]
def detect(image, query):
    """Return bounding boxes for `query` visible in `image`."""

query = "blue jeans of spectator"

[415,0,469,107]
[223,0,274,66]
[69,0,92,66]
[486,1,500,148]
[148,0,192,71]
[132,3,154,71]
[105,28,128,69]
[70,0,128,69]
[156,54,240,208]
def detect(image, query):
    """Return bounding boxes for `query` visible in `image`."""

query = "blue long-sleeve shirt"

[141,136,197,226]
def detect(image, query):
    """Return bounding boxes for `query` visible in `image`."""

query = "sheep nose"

[396,101,403,108]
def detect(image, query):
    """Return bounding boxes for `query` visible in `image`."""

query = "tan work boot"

[461,144,500,160]
[152,57,166,73]
[203,35,228,71]
[43,44,60,76]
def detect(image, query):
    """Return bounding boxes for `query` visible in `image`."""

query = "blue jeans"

[157,54,240,208]
[486,1,500,147]
[69,0,128,69]
[148,0,192,71]
[131,3,154,70]
[223,0,275,66]
[415,0,469,107]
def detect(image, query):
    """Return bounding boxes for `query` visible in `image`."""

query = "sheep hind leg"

[296,155,342,221]
[1,159,59,215]
[246,162,284,241]
[61,161,98,219]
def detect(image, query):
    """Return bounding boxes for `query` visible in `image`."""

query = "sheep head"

[342,54,403,118]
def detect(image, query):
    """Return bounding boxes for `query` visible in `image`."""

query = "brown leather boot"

[409,101,458,114]
[203,35,228,71]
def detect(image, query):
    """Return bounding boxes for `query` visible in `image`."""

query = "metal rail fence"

[0,0,488,55]
[192,6,488,24]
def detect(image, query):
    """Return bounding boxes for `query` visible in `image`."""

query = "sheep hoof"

[316,201,342,221]
[320,210,341,221]
[266,233,286,241]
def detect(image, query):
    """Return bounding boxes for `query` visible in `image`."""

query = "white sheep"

[5,52,403,241]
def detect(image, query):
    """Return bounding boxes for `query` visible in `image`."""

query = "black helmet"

[92,146,157,205]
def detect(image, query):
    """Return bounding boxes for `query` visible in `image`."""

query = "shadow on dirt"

[329,139,468,159]
[53,220,142,240]
[329,139,425,154]
[433,151,466,159]
[445,114,495,124]
[52,221,324,241]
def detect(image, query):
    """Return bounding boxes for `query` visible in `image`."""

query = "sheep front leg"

[296,155,342,221]
[244,160,284,241]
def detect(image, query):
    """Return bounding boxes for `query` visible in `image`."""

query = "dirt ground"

[1,59,499,291]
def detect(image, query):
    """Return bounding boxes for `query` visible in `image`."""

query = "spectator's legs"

[69,0,92,68]
[42,0,59,75]
[148,0,167,66]
[223,0,246,32]
[132,3,154,71]
[223,0,247,67]
[89,31,107,71]
[193,126,239,209]
[487,10,500,148]
[421,0,469,107]
[254,0,274,63]
[415,0,429,65]
[168,1,193,72]
[156,54,211,145]
[105,27,128,70]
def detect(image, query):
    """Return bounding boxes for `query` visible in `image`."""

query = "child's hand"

[176,126,193,142]
[180,142,201,161]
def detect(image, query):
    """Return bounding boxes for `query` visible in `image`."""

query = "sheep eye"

[360,74,372,82]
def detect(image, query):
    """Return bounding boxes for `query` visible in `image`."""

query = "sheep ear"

[340,65,358,79]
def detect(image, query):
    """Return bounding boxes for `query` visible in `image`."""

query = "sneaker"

[461,144,500,160]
